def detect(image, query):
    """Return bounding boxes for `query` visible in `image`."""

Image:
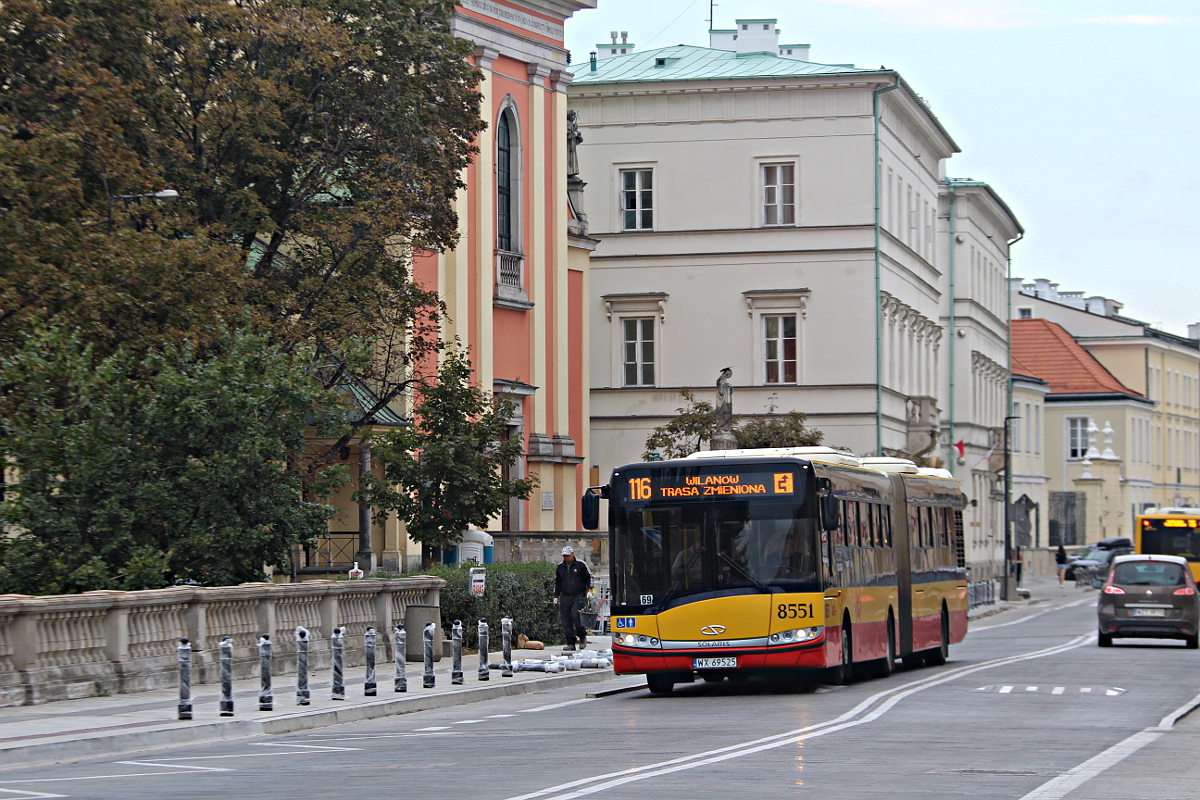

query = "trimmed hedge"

[425,562,563,648]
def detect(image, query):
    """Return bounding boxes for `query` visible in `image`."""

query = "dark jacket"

[555,558,592,597]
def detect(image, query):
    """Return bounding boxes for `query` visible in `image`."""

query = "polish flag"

[953,440,965,458]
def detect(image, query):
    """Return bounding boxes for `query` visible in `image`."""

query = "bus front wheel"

[647,673,675,695]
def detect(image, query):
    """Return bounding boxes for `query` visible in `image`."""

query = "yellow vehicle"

[581,447,967,694]
[1135,507,1200,581]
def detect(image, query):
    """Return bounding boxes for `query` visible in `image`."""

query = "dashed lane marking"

[974,684,1125,696]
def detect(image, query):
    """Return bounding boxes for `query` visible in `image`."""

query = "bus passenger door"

[890,474,915,657]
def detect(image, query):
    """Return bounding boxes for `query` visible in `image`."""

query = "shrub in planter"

[425,562,562,648]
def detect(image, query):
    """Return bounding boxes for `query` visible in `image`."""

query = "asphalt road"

[4,592,1199,800]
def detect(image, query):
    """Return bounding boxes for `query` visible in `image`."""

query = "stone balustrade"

[0,576,443,706]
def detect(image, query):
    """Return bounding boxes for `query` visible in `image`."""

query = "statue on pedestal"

[713,367,736,450]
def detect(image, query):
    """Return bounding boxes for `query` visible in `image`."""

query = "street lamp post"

[1001,414,1019,601]
[107,189,179,233]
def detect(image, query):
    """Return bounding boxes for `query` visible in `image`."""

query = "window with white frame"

[603,292,667,388]
[621,317,655,387]
[744,289,807,386]
[1067,417,1089,459]
[763,314,797,384]
[620,168,653,231]
[762,163,795,226]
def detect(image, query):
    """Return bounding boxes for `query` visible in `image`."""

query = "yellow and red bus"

[581,447,967,694]
[1135,507,1200,581]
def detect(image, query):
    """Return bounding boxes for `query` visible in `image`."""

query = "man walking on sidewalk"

[554,546,592,652]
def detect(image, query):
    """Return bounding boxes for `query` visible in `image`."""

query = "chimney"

[730,18,779,55]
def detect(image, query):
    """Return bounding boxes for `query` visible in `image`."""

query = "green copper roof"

[570,44,884,85]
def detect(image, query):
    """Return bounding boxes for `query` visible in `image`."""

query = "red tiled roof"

[1011,318,1143,397]
[1010,351,1040,382]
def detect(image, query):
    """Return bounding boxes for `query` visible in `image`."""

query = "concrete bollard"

[258,634,273,711]
[295,627,311,706]
[422,621,436,688]
[394,623,407,693]
[331,627,345,701]
[219,636,234,716]
[501,616,513,678]
[477,618,490,682]
[451,620,464,685]
[177,638,193,721]
[364,626,377,696]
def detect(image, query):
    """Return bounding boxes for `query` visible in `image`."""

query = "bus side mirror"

[815,477,839,531]
[821,495,840,531]
[582,490,601,530]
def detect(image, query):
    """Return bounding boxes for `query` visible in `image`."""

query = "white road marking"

[414,726,450,731]
[1052,687,1065,695]
[505,635,1093,800]
[517,698,597,714]
[455,720,484,724]
[1010,690,1200,800]
[999,685,1014,694]
[0,791,68,798]
[487,714,517,718]
[970,596,1095,631]
[1025,686,1038,692]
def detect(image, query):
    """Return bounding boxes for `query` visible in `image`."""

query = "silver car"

[1097,554,1200,648]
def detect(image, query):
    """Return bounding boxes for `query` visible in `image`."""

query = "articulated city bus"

[1135,507,1200,581]
[581,447,967,694]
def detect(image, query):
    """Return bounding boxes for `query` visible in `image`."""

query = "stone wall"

[0,576,443,707]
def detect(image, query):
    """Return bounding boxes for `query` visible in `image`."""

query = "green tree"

[0,0,485,462]
[642,389,716,460]
[644,391,824,459]
[369,349,536,550]
[0,326,344,594]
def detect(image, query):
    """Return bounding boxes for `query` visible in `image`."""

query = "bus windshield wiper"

[718,551,778,594]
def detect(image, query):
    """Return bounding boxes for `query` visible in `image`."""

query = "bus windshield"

[1140,517,1200,562]
[611,499,821,609]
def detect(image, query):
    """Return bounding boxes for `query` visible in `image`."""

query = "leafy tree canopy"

[0,0,485,460]
[369,349,536,549]
[644,391,824,460]
[0,326,344,594]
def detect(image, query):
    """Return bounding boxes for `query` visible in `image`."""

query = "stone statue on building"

[713,367,736,450]
[567,109,583,177]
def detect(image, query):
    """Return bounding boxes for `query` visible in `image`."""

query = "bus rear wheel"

[925,609,950,666]
[647,673,675,695]
[869,613,896,679]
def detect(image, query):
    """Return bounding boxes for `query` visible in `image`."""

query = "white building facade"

[569,20,1021,578]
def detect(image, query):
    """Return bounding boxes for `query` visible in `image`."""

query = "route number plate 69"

[694,657,737,669]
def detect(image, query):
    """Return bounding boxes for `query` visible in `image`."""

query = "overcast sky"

[564,1,1199,337]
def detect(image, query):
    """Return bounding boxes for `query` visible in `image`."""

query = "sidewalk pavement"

[0,636,621,771]
[968,571,1086,622]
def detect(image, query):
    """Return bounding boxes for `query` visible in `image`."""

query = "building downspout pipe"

[1002,229,1024,600]
[874,77,900,455]
[948,184,957,475]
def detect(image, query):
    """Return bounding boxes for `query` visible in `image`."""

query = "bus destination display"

[624,470,797,501]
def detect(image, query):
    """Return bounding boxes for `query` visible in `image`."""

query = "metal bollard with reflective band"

[177,638,193,720]
[394,623,407,693]
[451,620,464,685]
[331,627,345,700]
[295,627,311,706]
[501,616,514,677]
[258,635,273,711]
[422,621,436,688]
[219,636,234,716]
[477,618,490,681]
[364,626,377,696]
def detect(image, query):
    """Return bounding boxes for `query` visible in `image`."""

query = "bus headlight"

[769,627,822,644]
[620,633,661,648]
